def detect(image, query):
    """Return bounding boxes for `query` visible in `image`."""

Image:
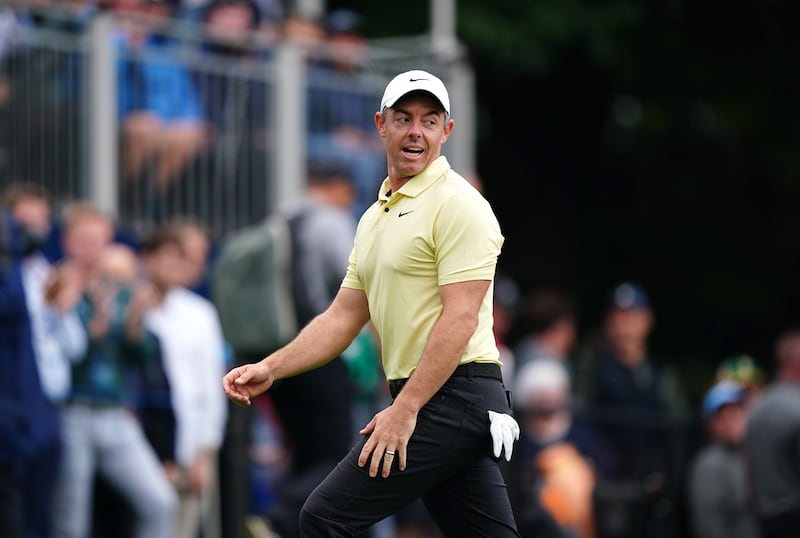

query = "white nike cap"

[380,69,450,116]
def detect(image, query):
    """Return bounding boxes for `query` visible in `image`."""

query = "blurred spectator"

[195,0,271,224]
[114,0,208,193]
[255,160,357,537]
[141,227,227,538]
[305,9,386,218]
[340,323,383,441]
[687,380,758,538]
[166,221,250,538]
[745,327,800,538]
[51,205,177,538]
[574,282,686,538]
[716,353,766,409]
[513,288,577,372]
[0,208,50,538]
[281,10,325,56]
[2,183,87,538]
[493,270,520,387]
[202,0,262,53]
[0,1,88,198]
[510,359,614,538]
[323,8,366,74]
[164,217,213,296]
[3,183,86,403]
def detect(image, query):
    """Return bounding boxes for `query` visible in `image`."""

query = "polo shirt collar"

[376,156,451,202]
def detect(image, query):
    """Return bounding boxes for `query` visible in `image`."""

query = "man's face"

[206,4,254,43]
[145,243,186,289]
[178,229,209,288]
[375,93,453,182]
[606,308,653,344]
[710,403,746,445]
[11,195,50,238]
[63,217,113,271]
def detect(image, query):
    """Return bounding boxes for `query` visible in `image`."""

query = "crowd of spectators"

[499,281,800,538]
[0,0,385,226]
[5,175,800,538]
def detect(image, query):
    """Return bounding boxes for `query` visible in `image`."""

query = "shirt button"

[384,207,389,212]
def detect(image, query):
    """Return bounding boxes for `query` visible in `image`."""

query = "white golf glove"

[488,410,520,462]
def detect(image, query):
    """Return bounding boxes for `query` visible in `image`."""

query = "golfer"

[223,69,520,537]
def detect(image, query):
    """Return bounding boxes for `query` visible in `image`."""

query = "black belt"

[389,362,502,398]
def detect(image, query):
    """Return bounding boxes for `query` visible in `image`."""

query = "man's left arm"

[358,279,489,478]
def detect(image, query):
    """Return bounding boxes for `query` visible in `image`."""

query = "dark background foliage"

[331,0,800,401]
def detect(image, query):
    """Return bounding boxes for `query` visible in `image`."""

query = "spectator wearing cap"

[745,327,800,538]
[324,8,366,74]
[716,353,766,410]
[688,380,759,538]
[176,0,281,29]
[508,359,615,538]
[306,8,386,219]
[201,0,263,56]
[573,282,687,537]
[193,0,271,221]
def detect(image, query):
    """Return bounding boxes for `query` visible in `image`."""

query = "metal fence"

[0,7,475,239]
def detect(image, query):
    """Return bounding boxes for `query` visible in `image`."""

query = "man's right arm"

[222,286,370,406]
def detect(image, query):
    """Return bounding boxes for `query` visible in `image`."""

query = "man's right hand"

[222,362,274,406]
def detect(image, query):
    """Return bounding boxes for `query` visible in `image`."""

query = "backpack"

[211,214,299,358]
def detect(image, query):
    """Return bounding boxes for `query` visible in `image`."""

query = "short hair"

[1,182,50,209]
[139,226,185,256]
[519,289,575,335]
[163,216,210,242]
[204,0,262,29]
[61,202,112,230]
[307,160,353,186]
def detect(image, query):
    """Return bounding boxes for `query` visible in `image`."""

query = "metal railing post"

[270,43,306,212]
[430,0,477,179]
[87,12,118,216]
[431,0,458,60]
[446,61,477,178]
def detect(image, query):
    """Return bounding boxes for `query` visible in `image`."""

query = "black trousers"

[299,372,520,537]
[0,462,23,538]
[760,509,800,538]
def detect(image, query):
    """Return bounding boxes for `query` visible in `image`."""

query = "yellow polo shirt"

[341,156,504,381]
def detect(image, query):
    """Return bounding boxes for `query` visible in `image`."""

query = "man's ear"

[441,118,454,143]
[374,111,386,137]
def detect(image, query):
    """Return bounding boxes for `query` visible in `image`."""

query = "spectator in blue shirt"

[2,183,88,538]
[0,210,42,538]
[114,0,208,192]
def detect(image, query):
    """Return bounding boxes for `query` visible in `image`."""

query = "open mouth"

[402,146,424,157]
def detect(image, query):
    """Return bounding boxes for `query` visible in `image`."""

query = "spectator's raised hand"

[45,262,83,313]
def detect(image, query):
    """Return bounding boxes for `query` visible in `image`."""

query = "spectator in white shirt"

[141,226,228,538]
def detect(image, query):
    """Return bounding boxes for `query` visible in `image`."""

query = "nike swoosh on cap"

[409,78,428,82]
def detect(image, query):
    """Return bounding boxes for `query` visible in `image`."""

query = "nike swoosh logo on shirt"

[398,210,415,217]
